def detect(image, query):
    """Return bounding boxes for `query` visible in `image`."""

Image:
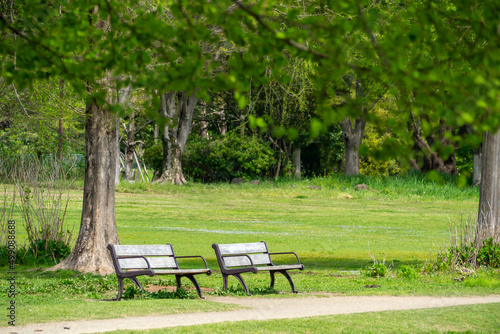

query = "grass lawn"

[1,176,499,330]
[109,303,500,334]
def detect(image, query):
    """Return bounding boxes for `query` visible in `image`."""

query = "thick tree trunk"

[155,91,198,185]
[293,147,301,179]
[51,99,119,275]
[341,117,365,176]
[476,129,500,244]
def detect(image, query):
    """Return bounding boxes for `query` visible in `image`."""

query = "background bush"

[183,131,275,182]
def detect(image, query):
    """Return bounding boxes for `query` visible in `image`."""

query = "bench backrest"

[108,244,178,271]
[215,242,272,267]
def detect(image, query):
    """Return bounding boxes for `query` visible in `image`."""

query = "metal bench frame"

[212,241,304,295]
[107,244,212,300]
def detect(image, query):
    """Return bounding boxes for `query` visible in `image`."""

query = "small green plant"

[121,285,193,300]
[477,238,500,268]
[27,239,71,264]
[365,263,388,278]
[397,265,419,279]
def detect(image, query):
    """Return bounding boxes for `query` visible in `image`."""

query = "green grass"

[108,303,500,333]
[1,175,498,328]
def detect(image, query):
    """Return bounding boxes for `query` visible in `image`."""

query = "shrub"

[365,262,388,278]
[122,285,191,300]
[183,131,275,182]
[477,238,500,268]
[143,143,163,177]
[0,239,71,267]
[27,239,71,264]
[397,265,419,279]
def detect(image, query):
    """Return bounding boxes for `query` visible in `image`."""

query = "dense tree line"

[1,0,498,273]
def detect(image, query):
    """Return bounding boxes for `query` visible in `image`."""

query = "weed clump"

[365,262,388,278]
[437,215,500,270]
[122,285,191,300]
[397,265,419,279]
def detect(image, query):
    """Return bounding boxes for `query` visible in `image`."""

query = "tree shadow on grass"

[299,257,426,271]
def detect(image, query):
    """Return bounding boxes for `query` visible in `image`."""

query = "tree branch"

[231,0,328,59]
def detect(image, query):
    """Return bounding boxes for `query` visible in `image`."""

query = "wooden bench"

[212,241,304,295]
[107,244,212,300]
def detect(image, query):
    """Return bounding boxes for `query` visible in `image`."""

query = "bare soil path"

[4,294,500,334]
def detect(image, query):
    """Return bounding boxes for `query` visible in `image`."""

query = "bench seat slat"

[254,264,304,271]
[119,257,177,270]
[153,268,211,275]
[218,242,267,255]
[114,245,174,256]
[223,254,271,267]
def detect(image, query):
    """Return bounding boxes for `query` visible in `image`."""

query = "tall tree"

[156,91,198,185]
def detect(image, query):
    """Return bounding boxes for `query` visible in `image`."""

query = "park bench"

[107,244,212,301]
[212,241,304,295]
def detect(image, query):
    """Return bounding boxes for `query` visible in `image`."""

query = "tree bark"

[51,99,119,274]
[116,86,131,185]
[476,129,500,244]
[410,121,458,175]
[293,147,301,179]
[155,91,198,185]
[473,148,482,186]
[341,117,365,176]
[124,111,135,182]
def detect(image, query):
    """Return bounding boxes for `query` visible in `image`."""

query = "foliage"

[365,262,388,278]
[359,123,404,177]
[439,217,500,269]
[4,155,75,262]
[397,265,420,280]
[183,131,275,182]
[455,142,474,176]
[143,143,163,178]
[0,239,70,266]
[0,79,85,158]
[27,239,71,264]
[477,238,500,268]
[122,285,192,300]
[301,125,345,177]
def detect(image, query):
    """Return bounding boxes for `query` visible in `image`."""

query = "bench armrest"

[222,254,255,266]
[175,255,209,269]
[268,251,301,265]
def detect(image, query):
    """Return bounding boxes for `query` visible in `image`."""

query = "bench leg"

[129,277,144,290]
[115,276,143,301]
[224,273,250,295]
[176,274,204,299]
[270,270,298,293]
[115,277,124,301]
[279,270,298,293]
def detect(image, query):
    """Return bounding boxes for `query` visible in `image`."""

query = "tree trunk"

[476,129,500,244]
[293,147,301,179]
[341,117,365,176]
[116,86,131,185]
[115,119,121,185]
[155,91,198,185]
[200,101,208,139]
[124,111,135,182]
[410,121,458,175]
[473,148,482,186]
[51,99,119,275]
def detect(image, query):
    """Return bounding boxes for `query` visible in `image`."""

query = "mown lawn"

[1,176,499,329]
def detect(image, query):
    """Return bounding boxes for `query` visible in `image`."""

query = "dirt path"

[4,294,500,334]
